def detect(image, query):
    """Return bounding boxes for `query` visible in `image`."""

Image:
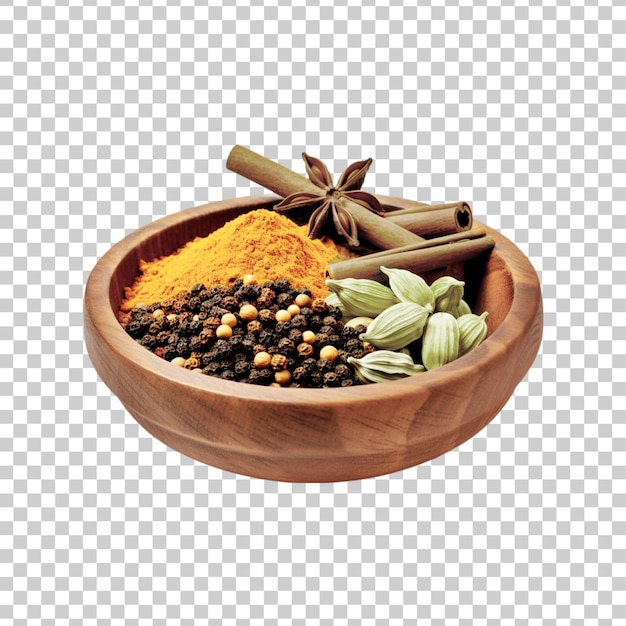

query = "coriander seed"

[302,330,316,344]
[239,304,259,321]
[295,293,312,308]
[221,312,238,328]
[274,370,292,385]
[275,309,291,323]
[216,324,233,339]
[253,351,272,369]
[319,345,339,362]
[287,304,300,317]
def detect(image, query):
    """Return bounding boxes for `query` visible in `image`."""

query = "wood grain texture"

[84,195,543,482]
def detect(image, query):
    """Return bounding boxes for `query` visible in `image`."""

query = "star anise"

[273,153,384,247]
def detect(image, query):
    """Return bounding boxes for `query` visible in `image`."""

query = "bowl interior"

[108,198,511,339]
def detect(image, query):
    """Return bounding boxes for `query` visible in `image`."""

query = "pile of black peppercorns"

[122,278,373,387]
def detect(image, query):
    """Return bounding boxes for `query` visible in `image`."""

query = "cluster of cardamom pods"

[325,268,489,384]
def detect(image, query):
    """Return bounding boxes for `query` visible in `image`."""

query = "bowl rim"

[84,195,542,406]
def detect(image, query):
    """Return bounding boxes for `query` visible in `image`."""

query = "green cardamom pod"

[457,311,489,356]
[448,298,472,318]
[380,265,435,309]
[359,301,431,351]
[325,278,399,317]
[348,350,425,384]
[421,311,460,370]
[430,276,465,314]
[344,316,375,329]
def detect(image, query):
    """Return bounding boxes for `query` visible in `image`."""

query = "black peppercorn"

[240,337,256,354]
[276,292,294,308]
[345,338,362,353]
[292,366,309,383]
[309,371,323,387]
[322,315,340,328]
[248,368,272,385]
[314,332,329,347]
[316,358,334,372]
[273,279,291,293]
[188,319,203,334]
[149,318,167,333]
[220,295,238,311]
[301,358,317,373]
[203,361,222,375]
[156,330,170,345]
[341,325,359,338]
[290,314,308,330]
[258,309,276,325]
[234,284,260,302]
[204,316,221,330]
[247,320,263,336]
[333,363,352,380]
[310,298,328,313]
[139,334,156,349]
[175,339,190,358]
[288,328,304,343]
[308,315,323,330]
[323,372,340,387]
[234,360,251,379]
[215,339,235,359]
[274,321,291,336]
[256,330,273,346]
[187,296,202,312]
[198,328,216,345]
[189,336,205,353]
[297,343,314,358]
[162,345,177,361]
[277,337,296,355]
[126,320,145,339]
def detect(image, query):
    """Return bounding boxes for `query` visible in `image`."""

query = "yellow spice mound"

[121,209,337,312]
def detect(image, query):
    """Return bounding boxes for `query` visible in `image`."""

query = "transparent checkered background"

[2,1,625,624]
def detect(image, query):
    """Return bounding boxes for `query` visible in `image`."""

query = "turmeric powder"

[121,209,338,312]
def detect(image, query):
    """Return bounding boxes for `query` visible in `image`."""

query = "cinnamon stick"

[385,201,473,238]
[226,145,425,250]
[375,195,430,211]
[361,228,487,260]
[327,233,495,282]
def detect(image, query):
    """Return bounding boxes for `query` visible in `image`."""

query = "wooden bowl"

[84,195,543,482]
